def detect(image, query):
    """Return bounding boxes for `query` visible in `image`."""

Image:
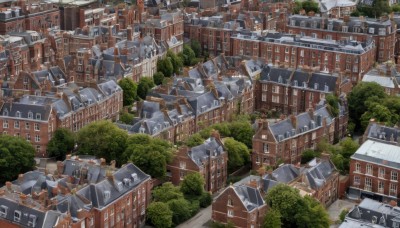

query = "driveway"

[327,199,357,227]
[177,205,212,228]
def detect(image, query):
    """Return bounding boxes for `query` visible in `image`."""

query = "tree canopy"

[191,40,201,58]
[265,184,330,228]
[157,57,174,77]
[123,134,174,178]
[355,0,392,18]
[180,172,205,196]
[224,138,250,172]
[137,77,155,100]
[47,128,75,160]
[0,135,36,183]
[76,121,128,163]
[153,182,184,202]
[147,202,173,228]
[153,72,165,85]
[263,209,282,228]
[181,44,197,66]
[118,78,138,106]
[167,50,183,75]
[293,0,319,14]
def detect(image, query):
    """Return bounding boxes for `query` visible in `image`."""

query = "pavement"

[177,205,212,228]
[327,199,357,227]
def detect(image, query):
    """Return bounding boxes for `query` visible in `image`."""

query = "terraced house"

[0,156,151,228]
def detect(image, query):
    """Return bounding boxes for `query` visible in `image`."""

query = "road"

[177,205,212,228]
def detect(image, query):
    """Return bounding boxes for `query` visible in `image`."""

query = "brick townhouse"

[0,74,122,157]
[230,32,376,84]
[168,131,228,193]
[253,64,352,115]
[0,0,60,35]
[285,15,396,63]
[349,140,400,204]
[252,105,335,169]
[0,156,151,228]
[262,156,339,207]
[140,9,184,54]
[212,184,267,228]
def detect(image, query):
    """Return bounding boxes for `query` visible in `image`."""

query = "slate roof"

[303,158,337,190]
[262,164,300,192]
[351,140,400,170]
[340,198,400,228]
[362,75,396,89]
[365,123,400,145]
[233,185,265,211]
[188,137,225,167]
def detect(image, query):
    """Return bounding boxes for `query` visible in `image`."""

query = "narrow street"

[177,205,212,228]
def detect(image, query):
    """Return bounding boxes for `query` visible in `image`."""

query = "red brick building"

[230,32,376,84]
[212,184,268,228]
[0,156,151,228]
[252,105,335,169]
[349,140,400,204]
[285,15,396,63]
[167,131,228,193]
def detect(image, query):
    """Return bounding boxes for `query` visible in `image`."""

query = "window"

[365,178,372,191]
[25,123,30,130]
[326,35,332,40]
[262,84,268,91]
[14,121,19,129]
[262,94,266,102]
[180,161,186,169]
[354,176,360,185]
[34,123,39,131]
[0,206,8,217]
[14,210,21,222]
[35,135,40,142]
[3,109,8,116]
[378,181,384,193]
[104,211,108,220]
[263,143,269,153]
[28,214,37,227]
[366,164,373,175]
[36,113,41,120]
[342,26,348,32]
[228,209,234,217]
[15,111,21,118]
[353,66,358,73]
[104,191,111,201]
[26,134,31,141]
[28,112,33,119]
[3,120,8,128]
[227,199,233,206]
[392,171,398,181]
[379,168,385,178]
[390,183,397,196]
[272,95,279,103]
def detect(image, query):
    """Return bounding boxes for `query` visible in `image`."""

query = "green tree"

[153,72,165,85]
[167,50,183,75]
[229,121,254,148]
[199,192,212,207]
[326,94,339,117]
[147,202,173,228]
[167,198,193,226]
[224,138,250,172]
[212,123,231,137]
[348,82,387,132]
[190,40,201,58]
[301,149,318,164]
[153,182,184,202]
[263,209,282,228]
[393,4,400,12]
[77,121,128,163]
[157,57,174,77]
[301,0,319,13]
[296,196,330,228]
[180,172,205,196]
[137,77,155,100]
[0,135,36,183]
[119,111,134,124]
[265,184,304,227]
[123,134,174,178]
[118,78,137,106]
[182,44,196,66]
[47,128,75,160]
[185,133,204,147]
[361,103,394,129]
[339,137,359,159]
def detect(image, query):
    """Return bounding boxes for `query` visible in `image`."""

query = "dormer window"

[28,214,37,227]
[213,100,219,106]
[14,210,21,222]
[328,24,333,31]
[15,111,21,118]
[314,83,319,90]
[36,113,41,120]
[290,19,295,26]
[28,111,33,119]
[369,28,375,34]
[342,26,348,32]
[139,127,145,134]
[2,109,8,116]
[0,206,8,217]
[300,21,305,27]
[104,191,111,201]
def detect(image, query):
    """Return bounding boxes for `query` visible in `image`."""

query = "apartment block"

[349,140,400,204]
[231,32,376,84]
[285,15,396,63]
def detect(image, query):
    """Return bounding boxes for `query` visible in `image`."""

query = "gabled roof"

[233,185,265,211]
[188,137,224,167]
[303,158,337,190]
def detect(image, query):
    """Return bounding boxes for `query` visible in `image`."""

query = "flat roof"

[351,140,400,169]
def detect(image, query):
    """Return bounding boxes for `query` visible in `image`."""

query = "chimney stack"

[100,158,106,166]
[5,182,12,191]
[308,108,314,119]
[19,194,27,205]
[18,174,24,183]
[290,114,297,129]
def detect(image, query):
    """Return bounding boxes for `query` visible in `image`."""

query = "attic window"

[28,111,33,119]
[14,210,21,222]
[139,127,145,134]
[0,205,8,217]
[117,182,123,191]
[28,214,37,227]
[36,113,41,120]
[104,191,111,201]
[227,198,233,206]
[2,109,8,116]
